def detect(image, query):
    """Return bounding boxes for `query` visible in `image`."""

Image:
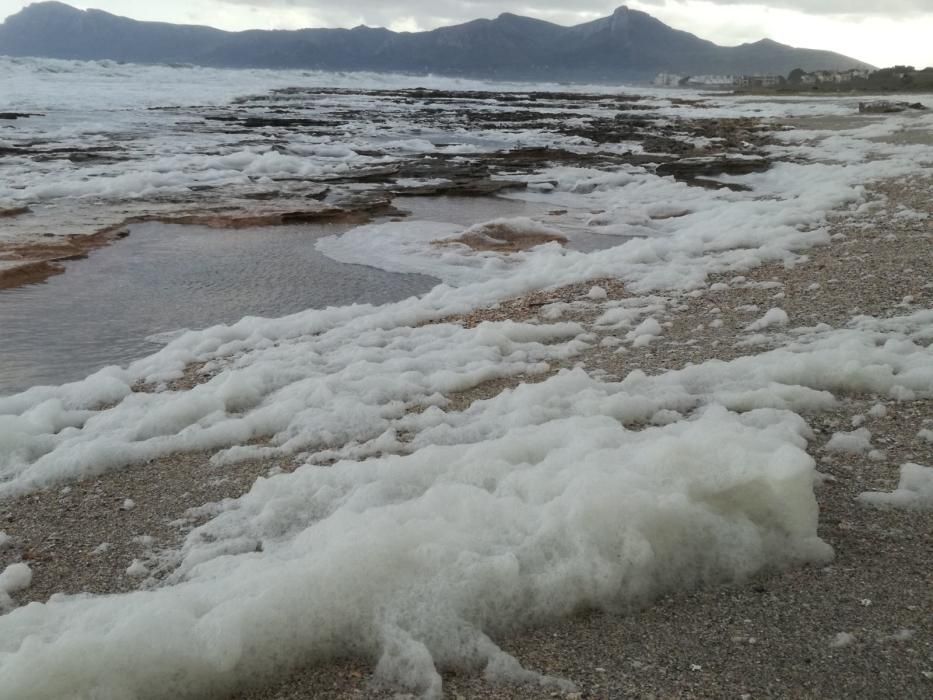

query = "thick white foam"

[2,60,933,699]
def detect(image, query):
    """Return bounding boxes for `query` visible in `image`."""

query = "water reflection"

[0,221,437,394]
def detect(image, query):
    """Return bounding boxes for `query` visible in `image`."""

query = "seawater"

[0,221,437,394]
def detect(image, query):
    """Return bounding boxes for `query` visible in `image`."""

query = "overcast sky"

[3,1,932,68]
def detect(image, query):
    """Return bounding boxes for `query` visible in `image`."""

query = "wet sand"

[2,174,931,698]
[1,95,931,697]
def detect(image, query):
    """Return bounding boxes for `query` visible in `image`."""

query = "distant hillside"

[0,2,873,82]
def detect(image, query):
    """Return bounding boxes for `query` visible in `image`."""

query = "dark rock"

[241,191,282,201]
[656,156,772,182]
[858,101,927,114]
[0,206,31,218]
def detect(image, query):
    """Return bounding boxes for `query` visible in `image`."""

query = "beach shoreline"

[0,63,933,700]
[2,170,931,697]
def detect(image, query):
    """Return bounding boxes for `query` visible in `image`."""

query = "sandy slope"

[230,180,933,700]
[2,172,930,698]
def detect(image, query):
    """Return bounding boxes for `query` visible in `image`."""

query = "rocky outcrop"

[858,101,928,114]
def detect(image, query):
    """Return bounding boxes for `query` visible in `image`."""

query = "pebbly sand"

[2,174,932,696]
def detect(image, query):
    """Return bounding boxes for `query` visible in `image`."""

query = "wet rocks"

[204,114,337,129]
[164,202,392,229]
[859,101,928,114]
[0,260,66,290]
[437,220,567,253]
[0,197,396,290]
[7,145,128,164]
[394,177,526,198]
[656,156,772,190]
[2,83,778,293]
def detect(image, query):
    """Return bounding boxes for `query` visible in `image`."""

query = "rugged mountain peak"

[491,11,559,30]
[0,2,873,80]
[610,5,633,31]
[24,1,77,10]
[12,1,82,18]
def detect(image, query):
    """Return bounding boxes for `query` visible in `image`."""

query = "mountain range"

[0,2,873,82]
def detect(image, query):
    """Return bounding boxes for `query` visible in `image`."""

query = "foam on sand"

[4,307,933,695]
[858,463,933,510]
[0,402,829,699]
[2,59,933,699]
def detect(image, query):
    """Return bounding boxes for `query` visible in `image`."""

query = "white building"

[653,73,685,87]
[686,74,737,87]
[808,69,872,84]
[736,75,782,88]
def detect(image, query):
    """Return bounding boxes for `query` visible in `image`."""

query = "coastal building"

[686,74,737,87]
[653,72,685,87]
[654,74,740,88]
[803,69,873,84]
[736,74,782,88]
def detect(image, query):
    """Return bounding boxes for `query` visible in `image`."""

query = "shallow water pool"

[0,221,437,394]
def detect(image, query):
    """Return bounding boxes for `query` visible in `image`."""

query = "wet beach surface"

[1,85,775,287]
[4,74,931,699]
[0,220,436,393]
[0,86,775,392]
[0,190,627,394]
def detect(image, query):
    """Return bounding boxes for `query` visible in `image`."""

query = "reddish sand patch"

[437,221,567,253]
[0,204,387,290]
[0,206,31,219]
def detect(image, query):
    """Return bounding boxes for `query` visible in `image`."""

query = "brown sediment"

[0,259,67,289]
[436,221,567,253]
[648,208,691,220]
[0,203,397,291]
[0,206,31,219]
[0,221,127,290]
[158,205,382,229]
[133,360,215,394]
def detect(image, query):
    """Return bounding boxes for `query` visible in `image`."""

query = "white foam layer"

[4,310,933,694]
[0,399,829,698]
[0,563,31,613]
[858,463,933,510]
[2,61,933,698]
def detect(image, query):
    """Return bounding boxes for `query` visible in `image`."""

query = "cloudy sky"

[3,1,932,68]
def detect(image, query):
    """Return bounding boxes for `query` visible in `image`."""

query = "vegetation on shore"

[734,66,933,95]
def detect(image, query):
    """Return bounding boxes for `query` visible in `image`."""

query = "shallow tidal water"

[0,221,437,394]
[399,194,629,253]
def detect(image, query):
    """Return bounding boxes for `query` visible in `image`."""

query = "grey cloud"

[216,1,620,29]
[216,0,933,29]
[660,0,930,17]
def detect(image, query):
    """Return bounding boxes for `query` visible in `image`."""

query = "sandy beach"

[3,165,931,697]
[2,51,933,700]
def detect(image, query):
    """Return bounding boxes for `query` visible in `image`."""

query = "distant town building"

[735,74,782,88]
[845,69,873,80]
[653,73,685,87]
[652,73,739,88]
[653,72,791,90]
[686,74,736,87]
[797,68,873,84]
